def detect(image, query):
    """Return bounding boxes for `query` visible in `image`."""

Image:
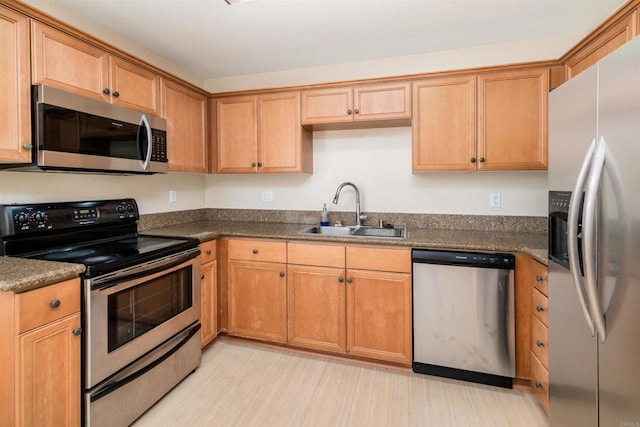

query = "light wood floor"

[133,339,548,427]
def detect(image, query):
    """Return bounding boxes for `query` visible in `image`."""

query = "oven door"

[85,249,200,388]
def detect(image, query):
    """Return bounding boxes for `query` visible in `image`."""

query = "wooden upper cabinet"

[477,68,548,170]
[565,8,637,79]
[301,82,411,127]
[0,6,31,164]
[412,76,477,172]
[31,22,161,115]
[161,79,207,173]
[216,91,311,174]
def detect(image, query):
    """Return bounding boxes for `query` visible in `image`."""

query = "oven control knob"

[117,205,126,214]
[126,205,135,213]
[16,212,28,224]
[34,211,47,222]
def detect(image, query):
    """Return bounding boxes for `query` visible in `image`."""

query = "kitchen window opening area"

[133,339,547,427]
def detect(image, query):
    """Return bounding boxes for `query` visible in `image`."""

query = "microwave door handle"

[568,138,596,336]
[582,136,607,342]
[138,114,152,171]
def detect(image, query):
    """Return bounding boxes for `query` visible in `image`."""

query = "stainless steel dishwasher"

[412,249,516,388]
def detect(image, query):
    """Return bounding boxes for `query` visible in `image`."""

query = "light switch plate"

[490,192,501,208]
[169,190,177,203]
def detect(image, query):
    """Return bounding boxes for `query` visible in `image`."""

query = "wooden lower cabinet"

[287,264,346,353]
[346,269,412,364]
[228,260,287,343]
[0,278,82,427]
[200,240,218,348]
[529,258,550,414]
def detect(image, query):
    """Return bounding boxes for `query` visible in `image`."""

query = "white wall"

[0,172,206,215]
[205,128,548,217]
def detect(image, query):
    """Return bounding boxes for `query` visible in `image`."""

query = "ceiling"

[49,0,626,80]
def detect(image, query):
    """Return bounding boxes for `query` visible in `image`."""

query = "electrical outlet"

[169,190,177,203]
[262,191,273,203]
[490,192,501,208]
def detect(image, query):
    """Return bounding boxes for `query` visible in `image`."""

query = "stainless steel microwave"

[24,85,168,174]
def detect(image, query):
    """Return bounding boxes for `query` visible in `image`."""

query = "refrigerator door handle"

[568,138,596,336]
[582,136,607,342]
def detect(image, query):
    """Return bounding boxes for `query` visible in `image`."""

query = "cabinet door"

[287,265,346,353]
[258,91,312,173]
[346,269,412,364]
[17,314,81,427]
[0,6,30,163]
[110,55,160,115]
[200,260,217,348]
[216,96,257,173]
[412,76,477,171]
[353,82,411,122]
[228,261,287,343]
[31,21,109,102]
[301,87,353,125]
[477,68,548,170]
[162,79,207,173]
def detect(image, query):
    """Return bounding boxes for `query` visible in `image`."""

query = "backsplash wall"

[205,127,548,217]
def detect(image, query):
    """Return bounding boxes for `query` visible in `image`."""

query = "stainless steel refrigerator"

[548,36,640,426]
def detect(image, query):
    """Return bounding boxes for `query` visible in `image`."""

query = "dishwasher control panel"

[412,249,515,269]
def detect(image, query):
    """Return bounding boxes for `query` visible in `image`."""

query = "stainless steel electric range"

[0,199,202,427]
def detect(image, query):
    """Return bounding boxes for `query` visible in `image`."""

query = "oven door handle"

[91,249,199,291]
[90,322,200,402]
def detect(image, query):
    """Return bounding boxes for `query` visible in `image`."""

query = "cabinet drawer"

[531,315,549,368]
[200,240,217,264]
[346,246,411,273]
[16,279,80,334]
[531,260,548,296]
[532,287,548,326]
[530,352,549,414]
[288,242,345,268]
[228,239,287,263]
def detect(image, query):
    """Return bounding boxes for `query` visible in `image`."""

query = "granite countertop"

[144,220,549,264]
[0,220,547,293]
[0,257,85,293]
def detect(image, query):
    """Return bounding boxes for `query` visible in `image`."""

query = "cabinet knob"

[479,157,485,163]
[22,143,33,150]
[206,249,212,255]
[536,340,545,348]
[536,275,544,282]
[470,157,476,163]
[338,277,344,283]
[346,277,352,283]
[280,271,285,277]
[536,305,545,313]
[354,109,359,114]
[113,91,120,97]
[201,274,205,280]
[50,299,61,309]
[72,328,82,336]
[252,249,258,254]
[347,109,352,115]
[251,162,257,167]
[535,381,543,389]
[257,162,263,167]
[103,88,110,95]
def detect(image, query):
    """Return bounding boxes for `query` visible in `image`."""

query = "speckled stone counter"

[144,220,548,264]
[0,258,85,293]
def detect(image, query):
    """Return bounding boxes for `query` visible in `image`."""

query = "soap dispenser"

[320,203,330,226]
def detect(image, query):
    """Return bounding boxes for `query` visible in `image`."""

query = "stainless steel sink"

[299,225,406,239]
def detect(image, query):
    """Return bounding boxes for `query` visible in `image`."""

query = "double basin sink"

[299,225,406,239]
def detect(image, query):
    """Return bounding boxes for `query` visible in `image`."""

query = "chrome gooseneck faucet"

[332,182,367,227]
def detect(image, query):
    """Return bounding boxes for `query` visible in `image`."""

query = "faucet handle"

[359,214,368,222]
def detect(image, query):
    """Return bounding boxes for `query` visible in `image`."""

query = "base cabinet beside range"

[0,278,81,427]
[200,240,218,348]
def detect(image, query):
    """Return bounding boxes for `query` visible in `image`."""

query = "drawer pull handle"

[206,249,212,255]
[346,277,352,283]
[252,249,258,254]
[536,305,545,313]
[50,299,61,309]
[72,328,82,336]
[536,340,545,348]
[201,274,205,280]
[535,381,543,389]
[536,275,544,282]
[338,277,344,283]
[280,271,285,277]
